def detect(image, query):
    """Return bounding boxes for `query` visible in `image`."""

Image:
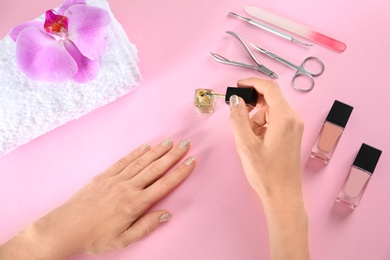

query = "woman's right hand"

[229,77,304,200]
[228,77,309,260]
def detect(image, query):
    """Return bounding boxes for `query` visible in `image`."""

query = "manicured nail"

[185,156,196,166]
[140,143,150,151]
[230,95,239,108]
[178,139,190,150]
[159,213,172,223]
[162,138,173,147]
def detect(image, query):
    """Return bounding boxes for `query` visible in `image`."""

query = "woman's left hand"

[0,137,195,259]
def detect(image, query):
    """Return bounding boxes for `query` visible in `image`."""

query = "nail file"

[244,6,346,53]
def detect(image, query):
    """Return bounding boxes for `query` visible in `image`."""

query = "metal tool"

[244,6,346,52]
[210,31,278,79]
[228,12,312,47]
[251,43,325,92]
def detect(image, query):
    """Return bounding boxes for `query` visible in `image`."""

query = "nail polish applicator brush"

[194,87,258,113]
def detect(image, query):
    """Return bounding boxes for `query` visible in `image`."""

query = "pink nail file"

[244,6,347,52]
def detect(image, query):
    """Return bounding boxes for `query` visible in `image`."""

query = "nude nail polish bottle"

[336,143,382,209]
[311,100,353,163]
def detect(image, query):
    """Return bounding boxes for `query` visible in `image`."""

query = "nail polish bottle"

[194,87,258,113]
[224,87,258,106]
[310,100,353,163]
[194,89,216,114]
[336,143,382,209]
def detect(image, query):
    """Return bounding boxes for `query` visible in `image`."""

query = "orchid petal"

[64,40,99,83]
[16,27,77,82]
[58,0,86,15]
[9,21,43,42]
[65,5,110,60]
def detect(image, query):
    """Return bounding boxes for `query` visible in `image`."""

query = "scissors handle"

[292,57,325,92]
[292,73,315,92]
[301,56,325,76]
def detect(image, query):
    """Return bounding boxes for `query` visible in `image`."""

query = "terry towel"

[0,0,141,156]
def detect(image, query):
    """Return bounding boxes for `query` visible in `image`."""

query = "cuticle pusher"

[228,12,312,47]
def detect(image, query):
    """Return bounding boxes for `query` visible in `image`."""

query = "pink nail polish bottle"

[336,143,382,209]
[311,100,353,163]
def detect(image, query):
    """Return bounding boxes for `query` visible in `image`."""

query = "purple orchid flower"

[9,0,110,83]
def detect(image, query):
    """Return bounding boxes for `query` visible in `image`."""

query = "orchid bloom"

[9,0,110,83]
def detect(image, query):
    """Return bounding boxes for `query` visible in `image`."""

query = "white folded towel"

[0,0,141,156]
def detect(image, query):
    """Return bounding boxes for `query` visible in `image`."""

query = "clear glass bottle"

[336,143,382,209]
[311,100,353,163]
[194,87,258,114]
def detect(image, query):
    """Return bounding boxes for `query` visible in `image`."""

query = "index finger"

[237,77,286,108]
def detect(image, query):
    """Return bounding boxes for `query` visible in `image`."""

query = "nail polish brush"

[194,87,258,113]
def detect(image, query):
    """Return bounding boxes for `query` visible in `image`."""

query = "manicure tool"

[194,87,258,113]
[251,43,325,92]
[228,12,312,47]
[210,31,278,79]
[244,6,346,52]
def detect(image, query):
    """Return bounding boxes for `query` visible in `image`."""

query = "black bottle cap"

[353,143,382,174]
[225,87,258,107]
[325,100,353,128]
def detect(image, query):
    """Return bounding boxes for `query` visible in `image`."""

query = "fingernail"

[162,138,173,147]
[178,139,190,150]
[140,143,150,151]
[185,156,196,166]
[230,95,239,108]
[159,213,172,223]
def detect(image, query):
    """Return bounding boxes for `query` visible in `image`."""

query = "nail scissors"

[210,31,278,79]
[251,44,325,92]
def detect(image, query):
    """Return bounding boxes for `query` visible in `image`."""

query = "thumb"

[229,95,253,144]
[121,210,172,247]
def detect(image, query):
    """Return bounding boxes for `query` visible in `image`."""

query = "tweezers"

[211,31,278,79]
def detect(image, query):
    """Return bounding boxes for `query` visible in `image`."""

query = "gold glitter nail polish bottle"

[194,87,258,114]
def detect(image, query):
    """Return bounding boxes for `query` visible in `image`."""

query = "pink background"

[1,0,390,259]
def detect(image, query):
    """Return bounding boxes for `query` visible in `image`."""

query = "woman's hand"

[229,78,304,200]
[228,78,309,260]
[0,138,195,259]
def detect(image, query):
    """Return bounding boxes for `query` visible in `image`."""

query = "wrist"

[0,225,50,260]
[30,210,80,259]
[0,214,76,260]
[263,202,309,260]
[261,187,306,212]
[255,179,307,220]
[254,179,304,204]
[252,162,304,203]
[260,188,308,233]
